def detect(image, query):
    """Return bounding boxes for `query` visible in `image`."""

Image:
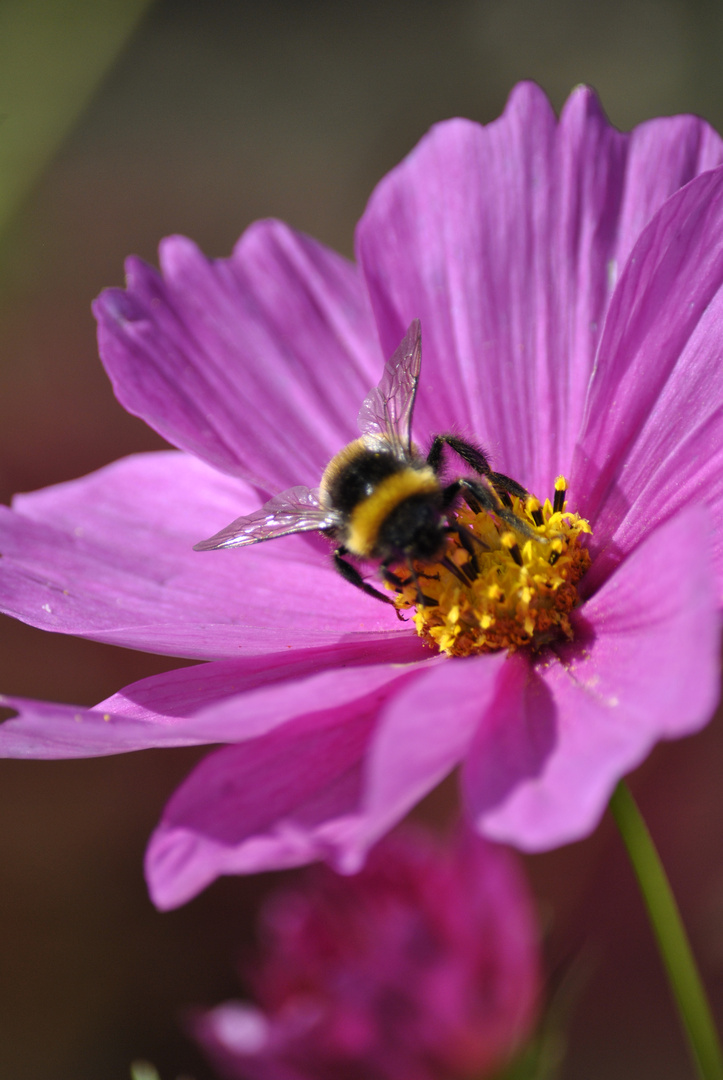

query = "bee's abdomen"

[345,467,441,558]
[321,443,401,515]
[375,491,446,560]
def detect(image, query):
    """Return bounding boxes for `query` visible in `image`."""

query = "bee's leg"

[381,566,408,591]
[441,555,476,586]
[441,478,496,514]
[445,518,490,578]
[381,563,439,605]
[333,547,406,619]
[454,524,480,577]
[382,568,401,587]
[383,565,440,590]
[428,433,492,477]
[428,434,527,503]
[404,556,438,607]
[488,471,528,503]
[442,478,538,542]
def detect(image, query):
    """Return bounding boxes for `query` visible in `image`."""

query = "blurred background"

[2,1,723,1077]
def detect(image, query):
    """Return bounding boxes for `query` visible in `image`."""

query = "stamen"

[501,532,523,567]
[442,555,475,586]
[393,476,591,658]
[526,496,544,527]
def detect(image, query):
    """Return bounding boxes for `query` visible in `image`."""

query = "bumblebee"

[194,320,531,613]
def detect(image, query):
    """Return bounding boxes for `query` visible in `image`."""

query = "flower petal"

[94,220,381,490]
[0,636,427,759]
[0,451,403,659]
[574,166,723,598]
[146,654,509,906]
[342,651,509,870]
[615,108,723,271]
[464,505,721,850]
[357,82,722,496]
[0,697,208,757]
[145,662,428,908]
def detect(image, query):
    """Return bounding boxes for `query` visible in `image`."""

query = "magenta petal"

[0,451,402,659]
[357,83,723,497]
[614,108,723,271]
[347,652,509,868]
[145,663,425,909]
[0,696,209,758]
[464,506,721,850]
[147,737,364,910]
[94,220,380,490]
[146,655,505,907]
[357,82,558,491]
[574,166,723,597]
[0,637,427,760]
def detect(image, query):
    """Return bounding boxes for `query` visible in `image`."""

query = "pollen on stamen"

[394,478,591,658]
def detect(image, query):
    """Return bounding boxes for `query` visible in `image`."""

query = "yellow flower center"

[394,476,591,657]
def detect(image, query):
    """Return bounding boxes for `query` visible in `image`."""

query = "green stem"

[610,780,723,1080]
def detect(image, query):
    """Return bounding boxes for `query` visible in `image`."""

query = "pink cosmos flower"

[0,82,722,909]
[192,828,539,1080]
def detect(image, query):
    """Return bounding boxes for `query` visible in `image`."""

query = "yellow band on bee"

[346,467,439,557]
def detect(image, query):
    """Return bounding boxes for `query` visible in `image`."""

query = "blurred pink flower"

[0,83,722,907]
[193,828,539,1080]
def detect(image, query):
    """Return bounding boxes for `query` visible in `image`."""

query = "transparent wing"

[193,486,338,550]
[357,319,421,457]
